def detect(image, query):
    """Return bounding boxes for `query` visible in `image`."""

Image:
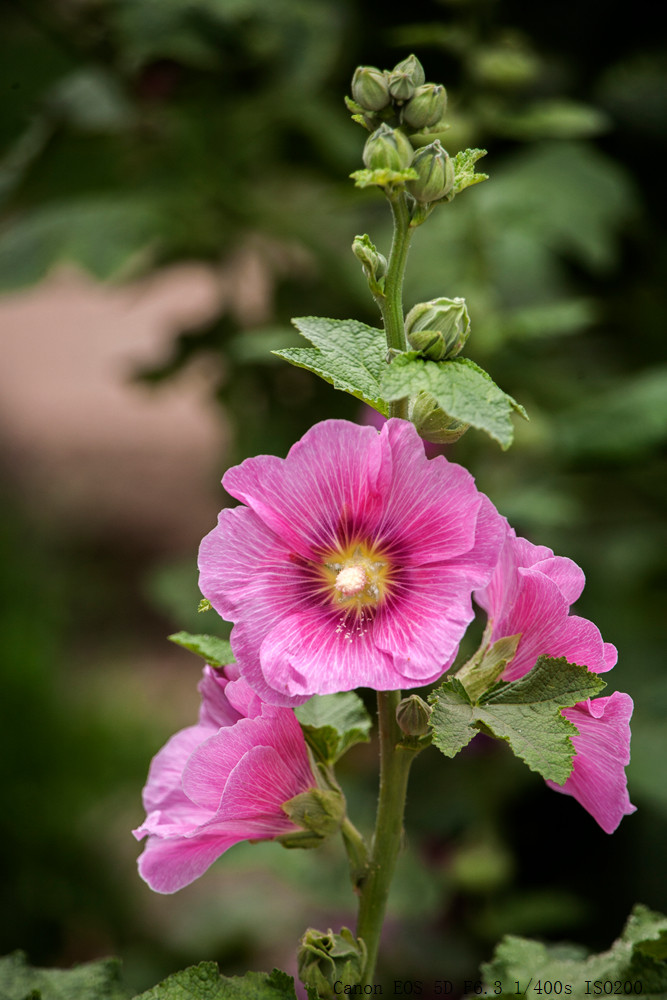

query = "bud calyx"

[351,65,391,112]
[363,123,414,172]
[298,927,367,999]
[280,787,345,847]
[405,296,471,360]
[407,140,455,204]
[401,83,447,130]
[397,694,432,736]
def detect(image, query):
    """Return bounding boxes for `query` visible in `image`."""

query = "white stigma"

[335,564,368,596]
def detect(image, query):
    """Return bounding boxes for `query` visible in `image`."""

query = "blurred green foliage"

[1,0,666,996]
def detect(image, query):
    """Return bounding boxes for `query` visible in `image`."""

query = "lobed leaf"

[381,353,526,449]
[447,147,489,198]
[295,692,373,764]
[482,904,667,999]
[132,963,301,1000]
[430,656,606,783]
[0,951,128,1000]
[275,317,388,412]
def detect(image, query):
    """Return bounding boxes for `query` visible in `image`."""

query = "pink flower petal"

[138,724,214,830]
[134,666,317,892]
[546,693,636,833]
[199,418,505,702]
[137,832,242,894]
[217,745,308,833]
[222,420,390,557]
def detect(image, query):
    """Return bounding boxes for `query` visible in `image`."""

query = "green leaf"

[482,904,667,999]
[132,963,299,1000]
[381,353,527,449]
[0,951,129,1000]
[456,633,522,703]
[349,166,418,188]
[168,632,235,667]
[429,656,606,783]
[295,692,373,764]
[447,147,489,199]
[274,317,388,413]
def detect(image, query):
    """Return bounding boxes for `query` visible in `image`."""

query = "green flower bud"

[396,694,432,736]
[401,83,447,130]
[352,234,387,289]
[388,54,426,102]
[407,140,455,204]
[351,65,391,112]
[298,927,367,1000]
[280,787,345,842]
[362,123,414,171]
[405,296,471,359]
[409,391,470,445]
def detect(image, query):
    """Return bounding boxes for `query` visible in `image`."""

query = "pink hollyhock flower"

[474,525,635,833]
[133,664,319,893]
[198,418,505,705]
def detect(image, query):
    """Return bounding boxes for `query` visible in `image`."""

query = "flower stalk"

[356,690,420,985]
[381,191,414,419]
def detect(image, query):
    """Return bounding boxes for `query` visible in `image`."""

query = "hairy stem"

[381,191,414,420]
[356,690,418,984]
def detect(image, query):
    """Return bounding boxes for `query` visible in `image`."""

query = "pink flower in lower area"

[199,418,505,705]
[133,665,318,893]
[474,525,635,833]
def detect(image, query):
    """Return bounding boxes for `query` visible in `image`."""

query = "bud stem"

[380,193,414,419]
[356,690,420,985]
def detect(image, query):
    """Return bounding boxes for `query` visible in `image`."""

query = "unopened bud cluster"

[351,55,446,134]
[350,55,456,206]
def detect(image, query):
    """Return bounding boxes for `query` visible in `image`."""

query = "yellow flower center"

[317,540,393,613]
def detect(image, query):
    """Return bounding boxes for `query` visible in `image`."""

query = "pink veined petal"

[181,712,288,811]
[199,506,314,703]
[258,607,399,699]
[197,666,244,730]
[139,724,215,825]
[216,744,309,834]
[493,567,612,681]
[373,566,484,682]
[473,519,519,620]
[198,417,506,702]
[531,555,586,605]
[137,832,242,894]
[221,420,390,557]
[546,693,636,834]
[372,420,485,563]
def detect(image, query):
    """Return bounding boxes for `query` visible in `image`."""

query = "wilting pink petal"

[474,525,634,831]
[133,665,317,893]
[199,418,505,704]
[547,693,636,833]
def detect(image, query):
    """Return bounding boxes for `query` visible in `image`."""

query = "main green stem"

[355,188,418,984]
[356,692,417,984]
